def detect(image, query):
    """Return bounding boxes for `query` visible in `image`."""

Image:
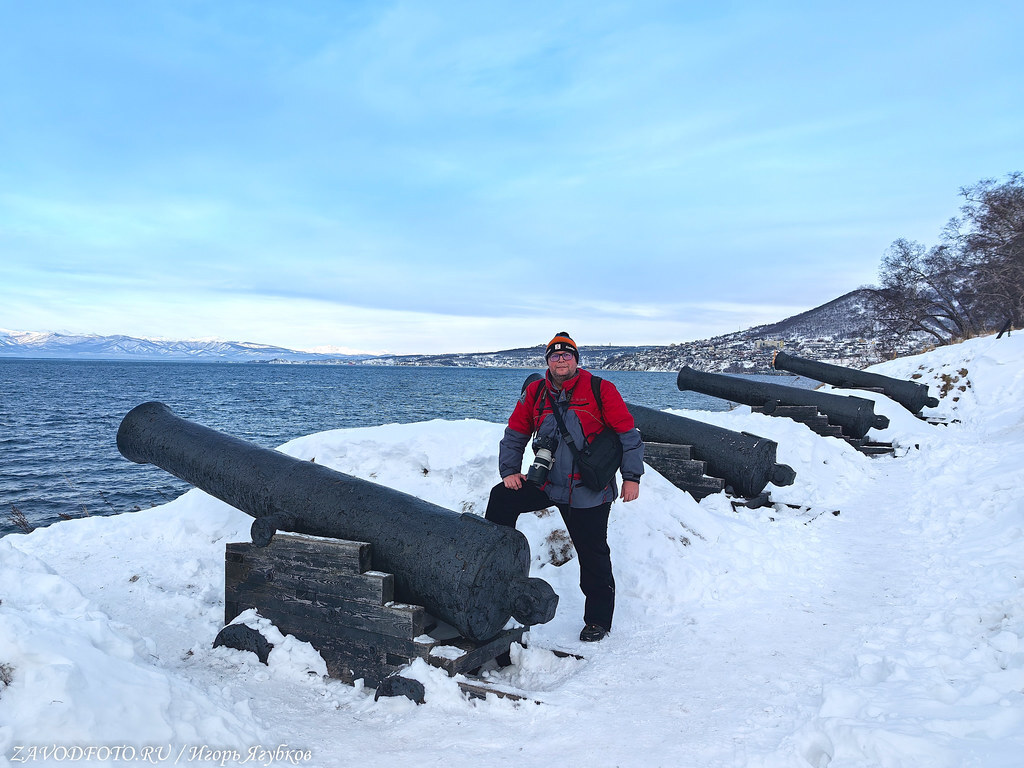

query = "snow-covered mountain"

[0,330,360,363]
[359,343,653,369]
[0,290,927,368]
[362,290,928,372]
[602,289,931,373]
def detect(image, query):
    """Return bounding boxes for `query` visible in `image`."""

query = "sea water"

[0,360,802,535]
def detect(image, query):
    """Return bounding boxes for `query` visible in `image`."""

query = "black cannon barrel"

[116,402,557,643]
[518,374,795,498]
[676,366,889,440]
[627,403,796,498]
[772,350,939,414]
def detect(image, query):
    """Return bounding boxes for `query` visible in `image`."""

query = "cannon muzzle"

[677,366,889,439]
[772,350,939,414]
[117,402,557,642]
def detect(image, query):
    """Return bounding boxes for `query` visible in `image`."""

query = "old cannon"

[772,350,939,415]
[520,374,795,499]
[676,366,889,440]
[116,401,557,644]
[627,402,796,498]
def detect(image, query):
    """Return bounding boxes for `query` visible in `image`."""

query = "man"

[485,332,644,642]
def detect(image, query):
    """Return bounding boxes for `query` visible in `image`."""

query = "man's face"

[547,350,578,380]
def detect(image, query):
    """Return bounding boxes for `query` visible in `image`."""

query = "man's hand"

[503,473,527,490]
[620,480,640,502]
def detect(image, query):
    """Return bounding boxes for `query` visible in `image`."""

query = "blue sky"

[1,1,1021,354]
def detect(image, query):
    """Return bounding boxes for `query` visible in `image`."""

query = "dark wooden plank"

[225,578,429,638]
[644,457,712,483]
[643,441,693,461]
[661,473,726,498]
[457,680,535,703]
[423,627,526,676]
[226,566,395,614]
[224,599,240,625]
[810,424,846,437]
[221,536,451,687]
[219,606,400,686]
[644,455,726,498]
[756,404,820,419]
[315,640,390,685]
[232,535,372,575]
[223,609,409,686]
[856,441,895,456]
[686,481,728,501]
[225,559,395,605]
[303,624,439,685]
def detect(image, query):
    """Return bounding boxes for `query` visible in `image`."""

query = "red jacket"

[499,368,644,506]
[513,369,635,439]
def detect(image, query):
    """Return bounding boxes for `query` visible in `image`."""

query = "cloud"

[1,1,1021,352]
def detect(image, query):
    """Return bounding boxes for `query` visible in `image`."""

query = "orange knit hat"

[545,331,579,361]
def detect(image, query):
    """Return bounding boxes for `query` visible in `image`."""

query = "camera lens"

[526,435,558,485]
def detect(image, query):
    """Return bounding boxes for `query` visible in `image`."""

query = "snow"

[2,333,1024,767]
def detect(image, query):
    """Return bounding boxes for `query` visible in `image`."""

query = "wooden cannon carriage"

[117,402,558,702]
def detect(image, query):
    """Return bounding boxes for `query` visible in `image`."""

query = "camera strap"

[547,392,586,460]
[547,383,623,493]
[537,374,611,456]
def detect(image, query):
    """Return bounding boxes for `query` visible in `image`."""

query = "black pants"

[485,482,615,630]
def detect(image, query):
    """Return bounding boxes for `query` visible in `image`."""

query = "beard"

[549,364,578,388]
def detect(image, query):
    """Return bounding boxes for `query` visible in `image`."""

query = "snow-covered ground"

[2,333,1023,767]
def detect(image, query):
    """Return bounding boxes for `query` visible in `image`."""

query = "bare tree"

[870,172,1024,345]
[948,173,1024,329]
[870,238,978,344]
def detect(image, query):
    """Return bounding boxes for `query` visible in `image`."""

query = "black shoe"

[579,623,608,642]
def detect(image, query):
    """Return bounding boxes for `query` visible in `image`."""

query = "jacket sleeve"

[498,384,538,478]
[617,427,644,483]
[498,426,530,479]
[599,379,645,483]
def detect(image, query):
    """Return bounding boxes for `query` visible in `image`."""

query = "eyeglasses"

[549,352,574,361]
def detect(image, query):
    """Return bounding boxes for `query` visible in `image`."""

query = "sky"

[1,1,1022,355]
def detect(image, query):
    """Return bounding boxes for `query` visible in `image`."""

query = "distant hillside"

[0,289,930,371]
[602,289,929,373]
[0,330,350,362]
[0,329,646,367]
[749,289,879,339]
[357,343,652,369]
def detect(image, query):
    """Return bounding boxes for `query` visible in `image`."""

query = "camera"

[526,435,558,486]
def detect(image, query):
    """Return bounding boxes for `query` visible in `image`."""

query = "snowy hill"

[0,290,912,369]
[1,332,1022,766]
[368,291,905,371]
[359,343,652,369]
[603,289,931,373]
[750,288,879,338]
[0,329,370,363]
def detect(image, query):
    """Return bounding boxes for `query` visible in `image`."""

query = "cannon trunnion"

[772,350,939,415]
[116,401,557,645]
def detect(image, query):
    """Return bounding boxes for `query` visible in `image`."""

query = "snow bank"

[2,333,1023,767]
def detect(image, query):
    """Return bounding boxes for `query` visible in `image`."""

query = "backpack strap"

[547,394,584,460]
[590,375,607,425]
[532,373,606,432]
[529,381,549,434]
